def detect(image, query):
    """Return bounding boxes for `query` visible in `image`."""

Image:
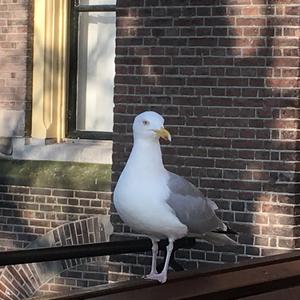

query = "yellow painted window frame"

[32,0,69,142]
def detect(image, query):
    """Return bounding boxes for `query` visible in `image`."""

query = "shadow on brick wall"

[111,0,300,277]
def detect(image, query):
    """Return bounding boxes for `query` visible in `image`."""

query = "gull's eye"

[143,120,149,126]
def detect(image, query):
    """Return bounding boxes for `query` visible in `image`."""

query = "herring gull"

[114,111,236,283]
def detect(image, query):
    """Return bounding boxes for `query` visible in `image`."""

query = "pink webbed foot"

[144,271,168,283]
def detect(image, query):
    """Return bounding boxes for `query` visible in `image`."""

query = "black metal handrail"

[0,237,196,270]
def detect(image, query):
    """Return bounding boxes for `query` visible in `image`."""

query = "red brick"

[241,7,260,15]
[268,16,299,26]
[236,17,266,26]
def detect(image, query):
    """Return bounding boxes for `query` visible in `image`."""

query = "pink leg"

[145,238,174,284]
[145,239,158,277]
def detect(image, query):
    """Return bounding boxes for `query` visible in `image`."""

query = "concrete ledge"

[5,138,112,164]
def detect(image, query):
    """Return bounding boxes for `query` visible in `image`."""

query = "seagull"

[113,111,236,283]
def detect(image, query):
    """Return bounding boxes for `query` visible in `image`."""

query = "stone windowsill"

[0,137,112,164]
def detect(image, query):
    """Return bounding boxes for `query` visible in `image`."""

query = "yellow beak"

[154,127,172,142]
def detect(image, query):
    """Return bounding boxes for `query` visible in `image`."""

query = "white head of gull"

[114,111,236,283]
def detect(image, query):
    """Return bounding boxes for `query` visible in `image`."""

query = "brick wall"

[0,0,32,137]
[112,0,300,279]
[0,185,111,251]
[0,185,112,299]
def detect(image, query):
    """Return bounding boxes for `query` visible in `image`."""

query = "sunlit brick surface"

[111,0,300,280]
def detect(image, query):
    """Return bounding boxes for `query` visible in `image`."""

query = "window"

[68,0,116,140]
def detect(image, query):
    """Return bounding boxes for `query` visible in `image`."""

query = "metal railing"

[0,237,196,270]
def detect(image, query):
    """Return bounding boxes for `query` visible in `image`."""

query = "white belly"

[114,172,187,240]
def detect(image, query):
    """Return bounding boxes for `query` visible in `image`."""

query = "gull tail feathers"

[202,232,238,246]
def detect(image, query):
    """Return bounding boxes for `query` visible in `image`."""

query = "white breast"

[114,168,187,240]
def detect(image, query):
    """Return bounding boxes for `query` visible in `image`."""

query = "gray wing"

[166,172,225,234]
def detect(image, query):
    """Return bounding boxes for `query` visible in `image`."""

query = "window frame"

[67,0,116,140]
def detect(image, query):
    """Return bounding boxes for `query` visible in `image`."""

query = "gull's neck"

[127,137,165,174]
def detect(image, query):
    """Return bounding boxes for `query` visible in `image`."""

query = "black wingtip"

[213,226,238,235]
[225,228,238,235]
